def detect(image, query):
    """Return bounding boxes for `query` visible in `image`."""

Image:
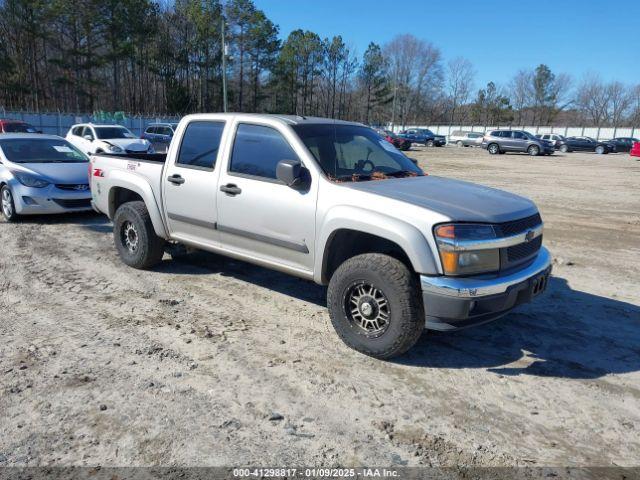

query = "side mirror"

[83,135,94,141]
[276,159,308,188]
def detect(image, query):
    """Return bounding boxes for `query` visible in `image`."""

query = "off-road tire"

[528,145,540,156]
[113,201,165,269]
[1,185,20,222]
[327,253,424,359]
[487,143,500,155]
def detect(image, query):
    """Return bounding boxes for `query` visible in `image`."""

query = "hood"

[101,138,149,151]
[11,162,89,184]
[344,175,538,223]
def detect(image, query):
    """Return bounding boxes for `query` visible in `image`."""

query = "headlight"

[434,223,500,275]
[14,172,50,188]
[106,144,123,153]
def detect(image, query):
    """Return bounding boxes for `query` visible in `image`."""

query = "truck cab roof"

[181,113,363,128]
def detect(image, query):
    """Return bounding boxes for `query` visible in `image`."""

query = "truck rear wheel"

[327,253,424,359]
[113,201,165,269]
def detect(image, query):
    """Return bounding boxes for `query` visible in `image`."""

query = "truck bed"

[90,152,166,218]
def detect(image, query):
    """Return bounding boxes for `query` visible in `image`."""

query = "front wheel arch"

[322,229,415,283]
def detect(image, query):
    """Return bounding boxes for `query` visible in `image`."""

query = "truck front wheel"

[327,253,424,359]
[113,201,165,269]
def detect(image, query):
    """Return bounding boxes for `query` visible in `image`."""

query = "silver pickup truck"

[90,114,552,359]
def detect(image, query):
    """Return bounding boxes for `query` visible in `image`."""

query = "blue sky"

[253,0,639,88]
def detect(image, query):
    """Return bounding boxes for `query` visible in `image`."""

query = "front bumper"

[10,181,92,215]
[420,247,552,331]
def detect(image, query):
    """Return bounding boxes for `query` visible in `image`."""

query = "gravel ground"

[1,146,639,468]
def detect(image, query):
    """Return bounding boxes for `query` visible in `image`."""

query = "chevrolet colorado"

[90,114,552,359]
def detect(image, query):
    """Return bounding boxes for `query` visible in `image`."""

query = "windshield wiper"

[333,173,372,182]
[385,170,420,177]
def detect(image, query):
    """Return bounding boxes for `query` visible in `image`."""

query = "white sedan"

[66,123,153,155]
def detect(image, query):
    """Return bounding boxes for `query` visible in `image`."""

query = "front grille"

[507,235,542,262]
[52,198,91,209]
[497,213,543,269]
[496,213,542,236]
[55,184,89,191]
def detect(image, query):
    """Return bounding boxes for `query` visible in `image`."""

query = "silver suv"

[482,130,554,156]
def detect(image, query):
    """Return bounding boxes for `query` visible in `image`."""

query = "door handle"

[167,174,185,185]
[220,183,242,196]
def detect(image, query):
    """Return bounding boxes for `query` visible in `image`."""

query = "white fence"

[391,125,640,141]
[0,110,181,137]
[3,110,639,142]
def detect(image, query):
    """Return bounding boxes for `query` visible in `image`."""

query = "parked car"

[630,141,640,158]
[536,133,566,149]
[90,114,551,359]
[398,128,446,147]
[605,137,639,153]
[449,130,484,147]
[375,129,412,151]
[554,136,616,154]
[482,130,554,156]
[0,134,92,221]
[141,122,179,153]
[0,119,40,134]
[66,123,153,156]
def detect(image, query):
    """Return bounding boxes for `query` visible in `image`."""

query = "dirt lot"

[1,147,639,468]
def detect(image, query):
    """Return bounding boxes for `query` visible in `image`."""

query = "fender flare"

[314,205,440,284]
[107,170,169,239]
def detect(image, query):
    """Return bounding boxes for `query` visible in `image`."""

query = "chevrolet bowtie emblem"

[525,230,535,242]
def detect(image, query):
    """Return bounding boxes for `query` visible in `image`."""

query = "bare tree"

[575,74,634,126]
[384,34,442,128]
[575,74,610,126]
[606,81,633,126]
[446,57,474,124]
[630,84,640,125]
[508,70,534,124]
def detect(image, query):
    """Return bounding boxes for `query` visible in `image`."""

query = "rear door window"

[81,126,94,139]
[229,124,298,180]
[176,121,225,170]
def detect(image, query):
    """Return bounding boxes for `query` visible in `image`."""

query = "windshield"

[292,124,423,181]
[0,138,88,163]
[94,127,136,139]
[3,123,37,133]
